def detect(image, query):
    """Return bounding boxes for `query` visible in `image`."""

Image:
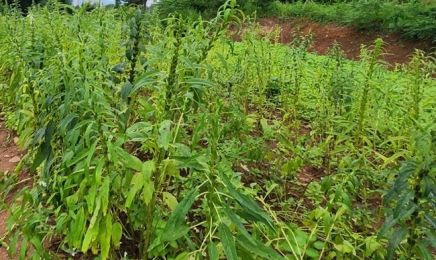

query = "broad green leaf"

[163,192,178,211]
[161,188,198,241]
[260,118,272,137]
[208,242,219,260]
[393,191,414,219]
[66,147,91,168]
[142,160,155,180]
[19,235,28,260]
[82,218,100,253]
[387,227,407,260]
[158,120,172,150]
[143,181,155,206]
[142,161,155,205]
[59,113,78,136]
[224,206,256,244]
[222,173,274,231]
[31,143,51,172]
[333,241,353,254]
[324,213,332,235]
[416,243,434,260]
[72,207,85,249]
[114,146,142,171]
[305,248,319,258]
[99,214,112,260]
[121,82,133,101]
[313,241,324,250]
[29,236,45,256]
[236,234,284,260]
[9,231,19,256]
[95,157,105,185]
[132,70,159,94]
[186,78,217,89]
[174,252,189,260]
[161,225,190,242]
[364,236,381,256]
[111,222,123,248]
[425,213,436,230]
[321,177,333,192]
[101,176,110,216]
[125,174,144,209]
[219,223,237,260]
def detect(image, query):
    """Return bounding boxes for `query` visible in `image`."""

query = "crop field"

[0,1,436,260]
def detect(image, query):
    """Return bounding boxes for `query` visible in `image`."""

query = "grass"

[0,1,435,259]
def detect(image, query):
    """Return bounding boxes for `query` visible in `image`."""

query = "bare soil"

[233,17,436,67]
[0,119,29,260]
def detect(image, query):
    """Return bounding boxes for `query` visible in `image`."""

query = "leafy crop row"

[0,1,435,259]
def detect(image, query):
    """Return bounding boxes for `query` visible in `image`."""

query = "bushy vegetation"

[154,0,436,41]
[0,1,436,260]
[268,0,436,41]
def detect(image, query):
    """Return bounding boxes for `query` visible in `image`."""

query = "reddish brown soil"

[0,120,29,260]
[233,18,436,68]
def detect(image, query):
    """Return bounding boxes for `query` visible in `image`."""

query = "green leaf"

[219,223,238,260]
[59,113,78,136]
[125,174,144,209]
[121,82,133,101]
[378,216,398,239]
[161,188,198,241]
[236,234,284,260]
[95,157,105,185]
[101,176,110,216]
[31,143,51,172]
[364,236,381,256]
[19,235,28,260]
[425,213,436,230]
[393,190,414,219]
[260,118,272,137]
[111,221,123,248]
[142,160,155,180]
[114,146,143,171]
[66,147,91,168]
[186,78,217,89]
[387,227,408,260]
[320,177,333,192]
[99,214,112,260]
[158,120,172,150]
[72,207,86,248]
[132,70,159,94]
[416,243,433,260]
[208,242,219,260]
[222,173,274,231]
[313,241,324,250]
[224,206,256,244]
[305,248,319,258]
[142,161,155,205]
[161,225,190,242]
[163,192,178,211]
[82,218,100,253]
[174,252,189,260]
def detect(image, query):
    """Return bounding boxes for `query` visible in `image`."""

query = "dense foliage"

[0,1,436,260]
[269,0,436,40]
[156,0,436,41]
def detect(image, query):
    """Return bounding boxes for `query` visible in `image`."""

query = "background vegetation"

[154,0,436,41]
[0,0,435,260]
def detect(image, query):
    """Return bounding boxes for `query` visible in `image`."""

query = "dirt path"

[234,17,436,67]
[0,119,28,259]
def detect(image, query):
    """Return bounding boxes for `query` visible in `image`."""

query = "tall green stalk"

[354,39,382,147]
